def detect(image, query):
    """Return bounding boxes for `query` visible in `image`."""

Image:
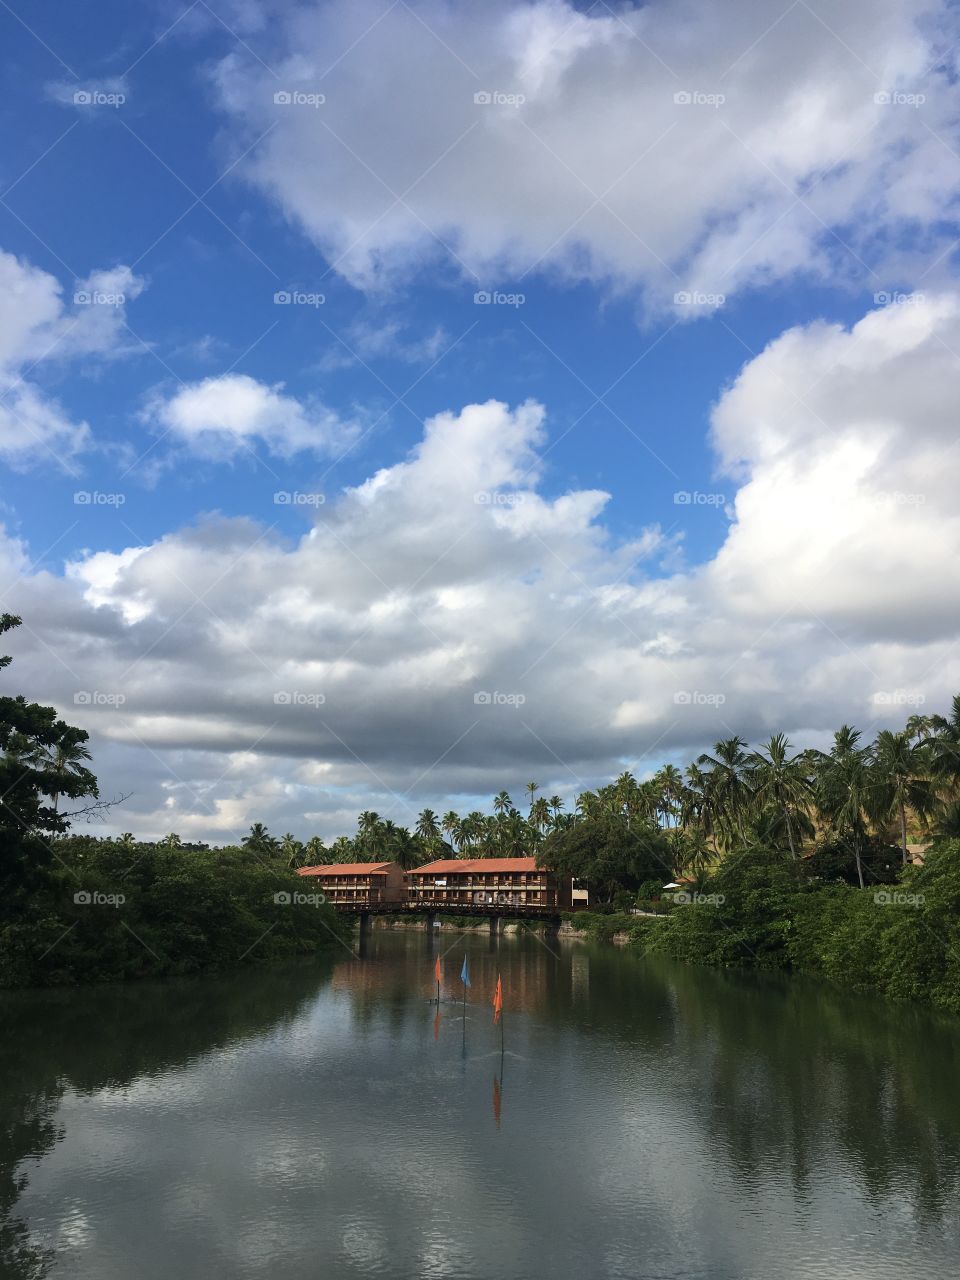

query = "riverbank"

[0,841,352,988]
[615,840,960,1015]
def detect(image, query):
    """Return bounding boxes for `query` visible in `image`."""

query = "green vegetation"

[633,841,960,1014]
[5,602,960,1008]
[0,616,349,988]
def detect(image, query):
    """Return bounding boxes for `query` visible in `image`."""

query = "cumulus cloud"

[211,0,960,304]
[0,251,144,467]
[6,294,960,843]
[143,372,359,460]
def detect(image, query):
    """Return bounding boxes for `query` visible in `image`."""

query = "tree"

[280,832,305,867]
[242,823,279,855]
[441,810,461,852]
[868,730,935,864]
[697,737,752,851]
[542,809,672,905]
[746,734,814,859]
[813,726,872,889]
[0,614,99,914]
[415,808,443,854]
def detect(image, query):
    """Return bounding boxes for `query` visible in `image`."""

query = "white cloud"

[0,251,145,468]
[143,372,359,460]
[7,293,960,842]
[212,0,960,304]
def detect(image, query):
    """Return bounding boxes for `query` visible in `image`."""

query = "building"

[406,857,571,912]
[297,862,406,907]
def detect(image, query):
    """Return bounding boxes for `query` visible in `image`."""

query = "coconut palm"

[867,730,935,864]
[415,808,443,853]
[281,832,304,867]
[929,695,960,791]
[304,835,327,864]
[746,734,814,859]
[44,738,93,812]
[697,737,752,851]
[813,726,872,889]
[243,822,279,854]
[441,810,461,852]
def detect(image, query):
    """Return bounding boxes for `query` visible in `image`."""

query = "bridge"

[330,901,564,932]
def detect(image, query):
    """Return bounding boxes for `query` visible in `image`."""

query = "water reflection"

[2,932,959,1279]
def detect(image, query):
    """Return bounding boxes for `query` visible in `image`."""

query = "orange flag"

[493,973,503,1024]
[434,955,442,983]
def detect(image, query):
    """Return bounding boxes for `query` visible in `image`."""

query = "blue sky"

[2,0,959,841]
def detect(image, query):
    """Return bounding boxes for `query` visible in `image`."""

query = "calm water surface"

[3,928,960,1279]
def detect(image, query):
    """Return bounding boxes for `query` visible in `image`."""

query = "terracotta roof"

[297,862,393,876]
[408,857,542,875]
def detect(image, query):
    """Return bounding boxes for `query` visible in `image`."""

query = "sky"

[2,0,960,843]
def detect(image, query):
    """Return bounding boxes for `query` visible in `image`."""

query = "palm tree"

[440,810,461,851]
[930,695,960,792]
[868,730,935,864]
[814,726,872,889]
[493,790,512,816]
[44,739,93,812]
[746,733,814,859]
[529,796,551,834]
[548,795,564,827]
[281,832,304,867]
[304,835,327,864]
[697,737,752,851]
[415,808,443,853]
[654,764,684,829]
[161,832,182,850]
[117,832,136,851]
[525,781,540,815]
[242,822,279,854]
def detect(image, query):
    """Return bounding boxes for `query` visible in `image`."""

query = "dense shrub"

[0,841,351,988]
[634,841,960,1013]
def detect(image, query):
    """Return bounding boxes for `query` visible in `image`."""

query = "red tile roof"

[407,857,542,875]
[297,862,393,876]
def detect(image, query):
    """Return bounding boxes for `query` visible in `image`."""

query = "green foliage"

[0,840,351,988]
[543,809,672,904]
[636,841,960,1013]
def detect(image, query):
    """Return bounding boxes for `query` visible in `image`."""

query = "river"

[3,927,959,1279]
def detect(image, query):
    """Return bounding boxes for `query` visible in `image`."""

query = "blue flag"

[460,955,471,988]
